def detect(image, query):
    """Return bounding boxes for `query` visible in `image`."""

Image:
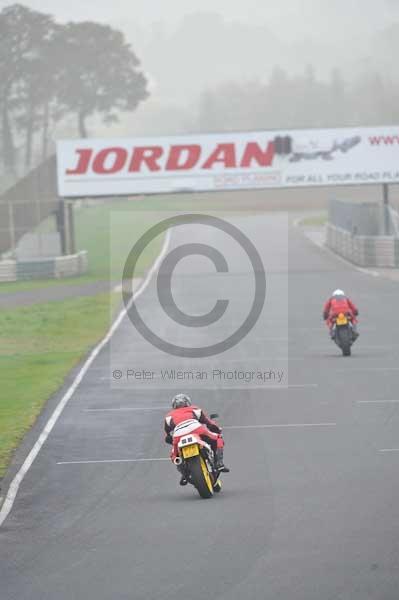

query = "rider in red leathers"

[323,289,359,338]
[164,394,229,485]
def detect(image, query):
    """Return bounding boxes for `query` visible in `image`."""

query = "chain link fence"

[327,195,399,267]
[0,156,86,281]
[328,198,387,236]
[0,155,75,260]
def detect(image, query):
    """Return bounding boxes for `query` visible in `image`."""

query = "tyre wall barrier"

[0,250,88,282]
[326,224,399,267]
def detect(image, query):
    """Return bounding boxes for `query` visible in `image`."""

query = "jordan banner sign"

[57,126,399,197]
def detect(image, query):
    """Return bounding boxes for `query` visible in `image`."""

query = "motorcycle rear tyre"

[189,455,214,499]
[338,327,351,357]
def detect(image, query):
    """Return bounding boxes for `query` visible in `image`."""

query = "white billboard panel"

[57,126,399,197]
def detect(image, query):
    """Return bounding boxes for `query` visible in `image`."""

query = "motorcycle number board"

[182,445,200,459]
[336,314,348,325]
[57,126,399,197]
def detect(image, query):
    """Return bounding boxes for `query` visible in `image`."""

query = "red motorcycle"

[331,312,357,356]
[172,415,223,499]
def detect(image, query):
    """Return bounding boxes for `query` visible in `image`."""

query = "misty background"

[1,0,399,184]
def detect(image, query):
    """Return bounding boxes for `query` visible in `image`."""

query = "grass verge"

[0,199,164,294]
[300,213,327,227]
[0,293,120,480]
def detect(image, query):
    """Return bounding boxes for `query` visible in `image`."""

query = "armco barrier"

[0,260,17,283]
[54,251,88,278]
[326,224,399,267]
[0,250,88,282]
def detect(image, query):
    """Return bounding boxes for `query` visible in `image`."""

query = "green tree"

[0,4,59,172]
[16,8,57,169]
[0,3,30,174]
[56,21,149,137]
[0,6,150,176]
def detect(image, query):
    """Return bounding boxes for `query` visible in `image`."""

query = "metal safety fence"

[328,198,386,236]
[0,155,76,260]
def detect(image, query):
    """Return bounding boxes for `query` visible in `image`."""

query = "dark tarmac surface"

[1,213,399,600]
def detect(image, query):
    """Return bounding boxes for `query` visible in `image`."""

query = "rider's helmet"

[172,393,192,409]
[332,289,345,297]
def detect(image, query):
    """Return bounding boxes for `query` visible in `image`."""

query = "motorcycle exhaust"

[173,456,182,466]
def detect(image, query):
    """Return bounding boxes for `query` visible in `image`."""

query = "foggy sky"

[3,0,399,136]
[3,0,398,40]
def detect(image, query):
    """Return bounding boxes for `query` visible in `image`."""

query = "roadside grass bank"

[0,292,122,480]
[299,213,327,227]
[0,198,169,480]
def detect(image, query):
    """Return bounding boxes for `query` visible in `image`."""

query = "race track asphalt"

[1,212,399,600]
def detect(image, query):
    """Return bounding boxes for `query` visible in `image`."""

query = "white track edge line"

[0,229,171,528]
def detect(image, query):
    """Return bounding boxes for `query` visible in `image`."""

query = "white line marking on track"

[336,367,399,372]
[311,347,394,352]
[358,400,399,404]
[99,380,316,387]
[84,407,168,412]
[0,230,172,528]
[217,356,300,361]
[113,279,142,294]
[379,449,399,453]
[57,458,170,465]
[252,338,289,342]
[292,326,377,333]
[224,422,336,429]
[233,383,318,390]
[286,383,318,388]
[215,384,319,390]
